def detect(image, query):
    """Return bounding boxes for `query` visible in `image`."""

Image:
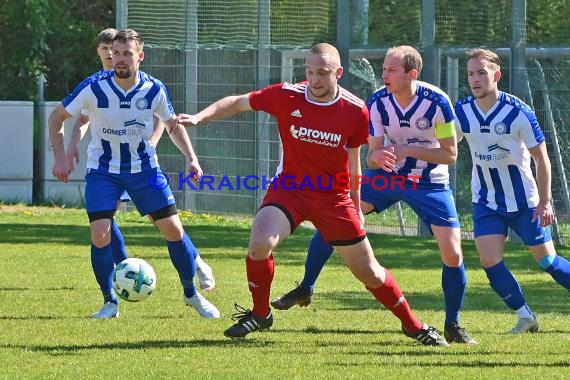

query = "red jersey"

[249,82,369,192]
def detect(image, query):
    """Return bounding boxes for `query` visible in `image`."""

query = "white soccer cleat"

[92,302,119,319]
[509,314,539,334]
[195,257,216,291]
[184,293,220,319]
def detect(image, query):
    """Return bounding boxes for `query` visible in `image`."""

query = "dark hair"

[113,29,144,50]
[97,28,118,46]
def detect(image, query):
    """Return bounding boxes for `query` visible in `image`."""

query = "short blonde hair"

[467,48,501,67]
[309,43,341,66]
[386,45,422,73]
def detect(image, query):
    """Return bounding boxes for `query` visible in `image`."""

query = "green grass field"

[1,205,569,379]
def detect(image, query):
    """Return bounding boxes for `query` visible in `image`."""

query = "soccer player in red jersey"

[178,43,448,345]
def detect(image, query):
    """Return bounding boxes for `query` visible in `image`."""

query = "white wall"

[0,101,34,203]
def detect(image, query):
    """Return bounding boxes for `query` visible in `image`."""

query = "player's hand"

[66,144,80,173]
[532,200,555,227]
[369,147,397,172]
[187,159,203,181]
[177,113,199,127]
[52,157,72,183]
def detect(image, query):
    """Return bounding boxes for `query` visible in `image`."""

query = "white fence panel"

[0,101,34,203]
[39,102,91,205]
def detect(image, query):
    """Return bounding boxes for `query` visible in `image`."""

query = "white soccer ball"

[112,258,157,302]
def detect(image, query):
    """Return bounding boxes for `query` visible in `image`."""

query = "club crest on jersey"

[494,122,507,135]
[289,124,341,147]
[415,117,431,130]
[135,98,149,110]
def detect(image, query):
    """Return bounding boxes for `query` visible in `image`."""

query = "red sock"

[366,269,423,332]
[246,255,274,317]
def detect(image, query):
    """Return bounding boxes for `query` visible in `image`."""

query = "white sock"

[195,255,205,271]
[515,304,534,319]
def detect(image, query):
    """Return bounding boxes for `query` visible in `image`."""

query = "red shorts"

[261,188,366,246]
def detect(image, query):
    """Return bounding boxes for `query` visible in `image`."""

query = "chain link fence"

[120,0,570,245]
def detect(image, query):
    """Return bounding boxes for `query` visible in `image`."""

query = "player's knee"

[88,210,115,247]
[90,225,112,248]
[248,239,275,258]
[149,204,177,221]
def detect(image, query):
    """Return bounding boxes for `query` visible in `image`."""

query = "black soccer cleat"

[270,282,313,310]
[444,322,477,344]
[402,324,450,346]
[223,304,273,338]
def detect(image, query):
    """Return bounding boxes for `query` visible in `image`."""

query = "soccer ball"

[112,258,157,302]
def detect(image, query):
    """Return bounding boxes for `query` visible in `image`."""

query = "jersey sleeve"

[346,105,370,148]
[518,104,545,148]
[153,85,175,121]
[248,83,283,115]
[62,81,92,117]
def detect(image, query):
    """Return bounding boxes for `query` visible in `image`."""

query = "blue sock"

[167,232,198,298]
[301,231,334,292]
[110,219,128,264]
[484,261,526,310]
[91,243,117,304]
[540,254,570,290]
[442,262,467,326]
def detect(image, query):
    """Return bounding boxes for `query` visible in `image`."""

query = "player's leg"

[85,171,123,319]
[475,205,537,333]
[335,238,448,346]
[510,208,570,290]
[271,173,395,310]
[109,194,130,265]
[315,192,448,346]
[270,229,328,310]
[147,212,215,291]
[152,207,219,319]
[403,184,473,341]
[224,205,292,338]
[431,225,475,343]
[532,240,570,289]
[194,255,216,291]
[129,168,219,318]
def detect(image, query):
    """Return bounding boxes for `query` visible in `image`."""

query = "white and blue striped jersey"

[62,70,174,174]
[368,80,455,184]
[454,91,545,212]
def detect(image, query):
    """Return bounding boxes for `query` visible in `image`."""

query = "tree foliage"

[0,0,114,101]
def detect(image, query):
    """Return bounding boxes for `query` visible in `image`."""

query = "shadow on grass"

[5,338,272,355]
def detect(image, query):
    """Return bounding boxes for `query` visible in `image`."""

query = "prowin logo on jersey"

[289,125,341,147]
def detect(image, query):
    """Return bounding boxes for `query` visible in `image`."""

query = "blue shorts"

[85,168,175,217]
[473,203,552,246]
[361,168,460,228]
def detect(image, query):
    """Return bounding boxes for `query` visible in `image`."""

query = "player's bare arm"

[367,135,397,171]
[528,142,555,226]
[394,134,458,165]
[150,115,166,146]
[177,94,253,127]
[165,116,203,180]
[48,104,73,182]
[66,114,90,171]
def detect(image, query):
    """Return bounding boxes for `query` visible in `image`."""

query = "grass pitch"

[1,205,569,379]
